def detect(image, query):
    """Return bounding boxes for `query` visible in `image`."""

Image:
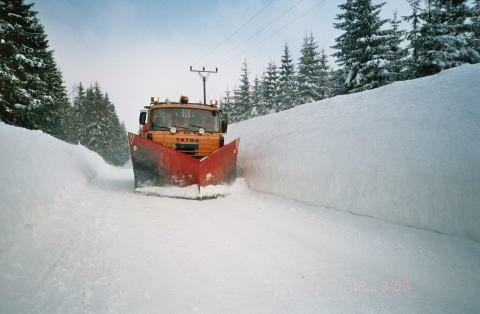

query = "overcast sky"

[35,0,412,132]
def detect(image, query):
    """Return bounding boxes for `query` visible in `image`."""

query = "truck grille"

[175,143,199,156]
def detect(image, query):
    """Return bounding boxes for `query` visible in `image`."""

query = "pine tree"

[332,0,390,93]
[403,0,423,79]
[234,59,251,121]
[416,0,446,76]
[0,0,68,133]
[103,93,129,166]
[472,0,480,54]
[405,0,479,78]
[113,121,130,166]
[384,10,408,82]
[220,86,235,126]
[40,52,71,138]
[71,82,87,144]
[81,82,105,153]
[442,0,479,63]
[404,0,421,61]
[329,67,348,97]
[297,33,324,102]
[250,75,267,117]
[220,87,234,114]
[317,48,331,100]
[277,43,298,111]
[56,102,76,144]
[262,60,278,113]
[1,0,45,125]
[229,84,242,123]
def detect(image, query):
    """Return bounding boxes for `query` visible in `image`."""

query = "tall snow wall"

[0,123,107,261]
[226,64,480,243]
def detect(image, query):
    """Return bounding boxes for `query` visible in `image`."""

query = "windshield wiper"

[151,126,171,130]
[172,125,190,131]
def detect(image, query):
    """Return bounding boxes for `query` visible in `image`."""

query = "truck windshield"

[150,108,220,132]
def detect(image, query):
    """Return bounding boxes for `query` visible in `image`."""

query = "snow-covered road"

[1,170,479,313]
[1,65,479,313]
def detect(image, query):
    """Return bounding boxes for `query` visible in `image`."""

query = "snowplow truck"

[128,96,239,189]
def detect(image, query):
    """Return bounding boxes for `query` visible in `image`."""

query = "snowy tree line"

[60,82,130,166]
[0,0,129,166]
[221,35,331,123]
[221,0,480,123]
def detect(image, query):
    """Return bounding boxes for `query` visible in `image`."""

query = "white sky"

[35,0,412,132]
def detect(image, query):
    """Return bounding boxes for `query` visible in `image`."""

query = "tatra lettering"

[175,138,200,143]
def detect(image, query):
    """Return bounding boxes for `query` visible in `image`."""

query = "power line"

[175,72,189,96]
[192,0,275,66]
[185,76,199,94]
[180,1,274,95]
[220,0,328,67]
[207,0,306,66]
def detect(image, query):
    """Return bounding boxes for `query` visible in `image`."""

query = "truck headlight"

[199,128,205,135]
[170,127,176,134]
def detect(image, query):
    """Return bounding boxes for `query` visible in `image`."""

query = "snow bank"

[0,123,127,260]
[226,64,480,242]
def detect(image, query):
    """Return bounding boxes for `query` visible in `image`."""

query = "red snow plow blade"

[128,132,239,189]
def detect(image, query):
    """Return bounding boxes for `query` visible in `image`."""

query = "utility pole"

[190,66,218,105]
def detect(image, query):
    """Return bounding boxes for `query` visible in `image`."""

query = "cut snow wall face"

[226,64,480,243]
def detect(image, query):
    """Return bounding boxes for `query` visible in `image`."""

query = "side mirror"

[139,111,147,125]
[221,115,228,133]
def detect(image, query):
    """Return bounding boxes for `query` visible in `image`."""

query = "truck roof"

[145,103,218,111]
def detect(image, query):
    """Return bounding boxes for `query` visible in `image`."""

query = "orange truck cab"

[138,96,228,159]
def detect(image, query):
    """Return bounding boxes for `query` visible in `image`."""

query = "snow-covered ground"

[1,65,479,313]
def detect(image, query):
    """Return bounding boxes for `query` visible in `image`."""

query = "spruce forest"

[222,0,480,123]
[0,0,129,166]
